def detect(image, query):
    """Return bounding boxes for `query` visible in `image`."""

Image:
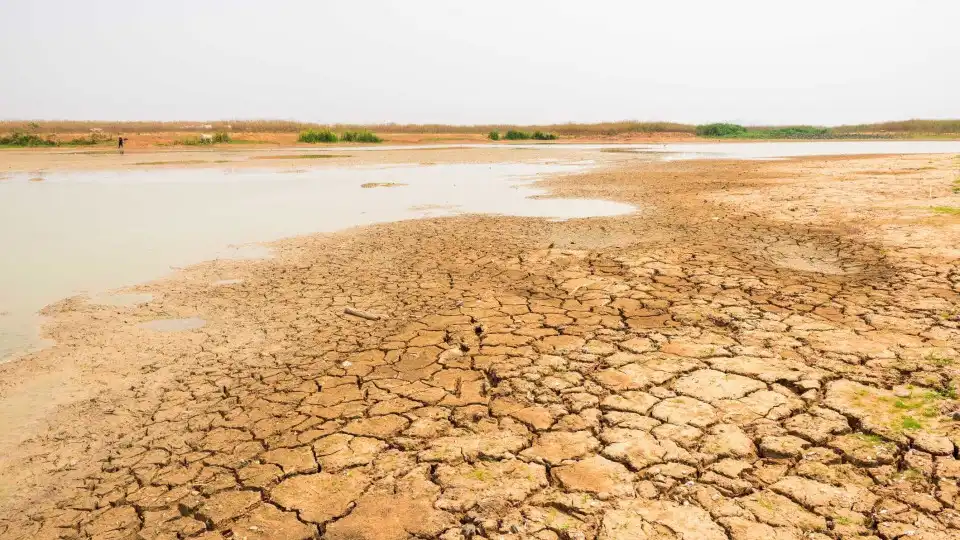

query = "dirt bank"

[1,150,959,539]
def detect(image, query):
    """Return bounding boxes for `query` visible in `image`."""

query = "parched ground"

[1,151,959,540]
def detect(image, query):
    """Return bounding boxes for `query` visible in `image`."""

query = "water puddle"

[0,161,631,359]
[138,317,206,332]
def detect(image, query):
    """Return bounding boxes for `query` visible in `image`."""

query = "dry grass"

[834,119,960,135]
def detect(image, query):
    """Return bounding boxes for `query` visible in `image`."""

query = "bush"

[488,131,500,141]
[504,130,531,140]
[298,129,339,143]
[695,123,747,137]
[340,130,382,143]
[532,131,558,140]
[212,131,231,143]
[763,126,831,139]
[0,130,57,146]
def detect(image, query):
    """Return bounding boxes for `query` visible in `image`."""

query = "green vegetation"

[901,417,923,430]
[298,129,339,143]
[0,130,57,147]
[697,123,840,139]
[952,176,960,194]
[502,130,559,141]
[488,131,500,141]
[532,130,558,140]
[297,129,382,144]
[762,126,832,139]
[340,130,382,143]
[504,130,532,140]
[696,123,748,137]
[212,131,231,143]
[931,206,960,215]
[884,385,956,433]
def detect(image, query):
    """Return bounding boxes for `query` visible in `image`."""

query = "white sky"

[1,0,958,125]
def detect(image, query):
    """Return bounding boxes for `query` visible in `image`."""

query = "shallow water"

[0,162,632,359]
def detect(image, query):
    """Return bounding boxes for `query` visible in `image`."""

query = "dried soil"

[1,150,959,540]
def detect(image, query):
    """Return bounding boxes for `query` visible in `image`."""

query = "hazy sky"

[1,0,958,125]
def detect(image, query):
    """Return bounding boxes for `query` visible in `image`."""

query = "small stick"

[344,307,383,321]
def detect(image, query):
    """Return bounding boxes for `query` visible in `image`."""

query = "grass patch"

[884,386,954,433]
[340,130,382,143]
[901,417,923,430]
[298,129,338,143]
[931,206,960,215]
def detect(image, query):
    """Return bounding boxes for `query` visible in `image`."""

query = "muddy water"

[0,162,632,359]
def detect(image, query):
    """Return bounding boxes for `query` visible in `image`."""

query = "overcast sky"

[1,0,957,125]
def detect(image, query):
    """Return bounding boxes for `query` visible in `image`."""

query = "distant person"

[118,136,125,154]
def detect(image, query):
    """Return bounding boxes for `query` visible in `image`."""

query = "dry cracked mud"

[1,150,960,540]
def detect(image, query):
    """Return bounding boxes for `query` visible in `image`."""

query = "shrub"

[340,130,382,143]
[532,131,558,140]
[0,130,57,146]
[763,126,832,139]
[298,129,339,143]
[488,131,500,141]
[695,123,748,137]
[504,130,532,140]
[212,131,231,143]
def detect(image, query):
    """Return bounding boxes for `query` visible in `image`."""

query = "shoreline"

[1,148,959,539]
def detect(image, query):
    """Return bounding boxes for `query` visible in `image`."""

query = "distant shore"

[2,119,960,149]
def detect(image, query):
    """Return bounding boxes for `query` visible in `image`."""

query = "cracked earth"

[1,151,960,540]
